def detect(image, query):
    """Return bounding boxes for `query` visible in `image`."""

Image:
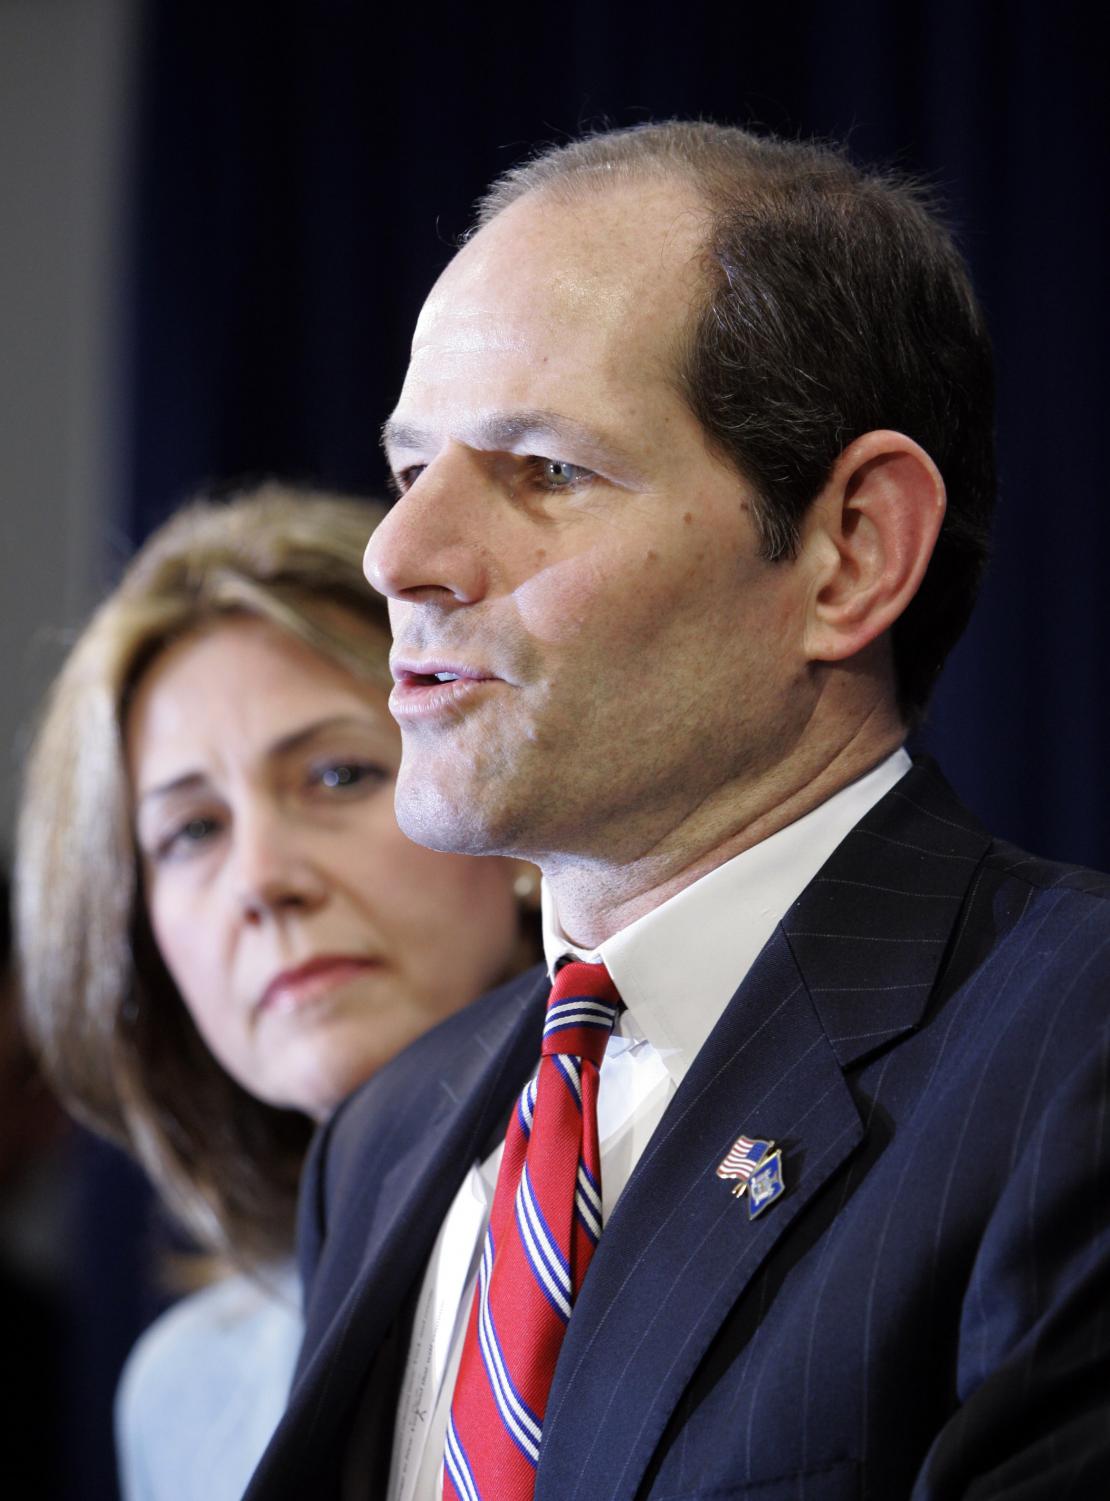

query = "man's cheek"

[510,550,600,643]
[511,548,663,647]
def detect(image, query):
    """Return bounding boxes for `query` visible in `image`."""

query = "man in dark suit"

[246,123,1110,1499]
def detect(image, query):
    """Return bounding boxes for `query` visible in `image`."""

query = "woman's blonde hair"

[16,483,390,1266]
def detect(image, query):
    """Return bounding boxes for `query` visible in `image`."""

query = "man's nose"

[233,810,327,924]
[364,449,490,605]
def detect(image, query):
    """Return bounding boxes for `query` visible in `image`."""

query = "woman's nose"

[233,813,327,923]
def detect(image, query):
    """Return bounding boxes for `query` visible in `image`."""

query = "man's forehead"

[417,179,710,337]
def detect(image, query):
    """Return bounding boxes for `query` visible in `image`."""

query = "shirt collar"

[541,748,911,1089]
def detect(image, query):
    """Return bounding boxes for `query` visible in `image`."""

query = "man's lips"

[389,657,501,687]
[388,658,503,719]
[258,956,379,1015]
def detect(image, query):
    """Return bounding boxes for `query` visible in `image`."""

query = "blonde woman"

[16,485,540,1501]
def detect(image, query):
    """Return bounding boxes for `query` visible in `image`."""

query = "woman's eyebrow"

[137,771,207,807]
[137,716,380,805]
[266,713,381,759]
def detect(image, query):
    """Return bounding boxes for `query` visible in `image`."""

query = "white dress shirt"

[382,750,911,1501]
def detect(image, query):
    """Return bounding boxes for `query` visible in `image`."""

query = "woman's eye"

[537,459,591,489]
[156,815,221,861]
[311,760,390,793]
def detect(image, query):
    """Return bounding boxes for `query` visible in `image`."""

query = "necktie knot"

[542,959,621,1066]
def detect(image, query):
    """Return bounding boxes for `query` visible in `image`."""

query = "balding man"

[247,123,1110,1501]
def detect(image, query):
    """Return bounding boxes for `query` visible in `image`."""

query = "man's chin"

[393,771,507,858]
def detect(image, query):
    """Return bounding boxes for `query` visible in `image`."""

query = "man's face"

[366,182,815,869]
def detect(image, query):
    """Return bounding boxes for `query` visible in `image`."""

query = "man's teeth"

[433,672,460,683]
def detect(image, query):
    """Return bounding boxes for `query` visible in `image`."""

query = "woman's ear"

[801,430,946,665]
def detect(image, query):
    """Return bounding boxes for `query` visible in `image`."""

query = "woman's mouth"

[258,956,380,1015]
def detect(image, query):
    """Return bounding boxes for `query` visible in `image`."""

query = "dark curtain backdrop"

[77,3,1108,1498]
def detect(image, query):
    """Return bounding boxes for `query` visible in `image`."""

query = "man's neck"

[542,715,906,950]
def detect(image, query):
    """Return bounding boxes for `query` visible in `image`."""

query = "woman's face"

[127,614,530,1120]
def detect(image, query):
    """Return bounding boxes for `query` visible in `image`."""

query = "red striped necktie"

[444,960,622,1501]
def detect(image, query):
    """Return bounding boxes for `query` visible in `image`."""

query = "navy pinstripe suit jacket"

[244,760,1110,1500]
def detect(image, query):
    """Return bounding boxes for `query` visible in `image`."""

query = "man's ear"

[801,430,946,665]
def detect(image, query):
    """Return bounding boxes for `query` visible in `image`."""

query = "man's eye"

[536,459,592,489]
[390,465,427,495]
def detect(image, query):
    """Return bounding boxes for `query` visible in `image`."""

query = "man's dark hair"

[476,122,996,720]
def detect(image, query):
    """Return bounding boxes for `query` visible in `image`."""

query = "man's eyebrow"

[381,417,430,456]
[381,410,645,480]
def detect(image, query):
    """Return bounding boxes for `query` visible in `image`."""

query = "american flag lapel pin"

[715,1133,776,1201]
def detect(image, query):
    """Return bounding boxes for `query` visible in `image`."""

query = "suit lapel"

[263,968,550,1489]
[537,760,992,1501]
[537,926,861,1501]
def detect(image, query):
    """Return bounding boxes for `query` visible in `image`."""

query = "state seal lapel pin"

[746,1148,785,1219]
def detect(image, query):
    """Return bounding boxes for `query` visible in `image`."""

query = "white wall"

[0,0,137,853]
